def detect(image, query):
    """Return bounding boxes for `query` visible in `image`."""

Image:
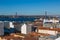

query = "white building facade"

[21,23,32,34]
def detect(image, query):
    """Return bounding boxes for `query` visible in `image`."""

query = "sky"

[0,0,60,15]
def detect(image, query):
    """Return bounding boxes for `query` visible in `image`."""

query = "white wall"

[9,22,14,28]
[55,37,60,40]
[38,29,58,35]
[21,24,27,34]
[43,19,59,23]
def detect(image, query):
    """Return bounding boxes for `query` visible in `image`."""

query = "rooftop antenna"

[45,11,47,16]
[15,12,18,18]
[16,12,17,16]
[45,11,47,19]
